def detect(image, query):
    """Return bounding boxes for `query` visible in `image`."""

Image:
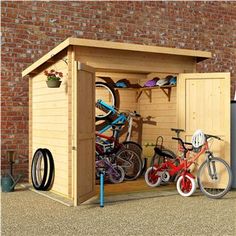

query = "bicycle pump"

[99,169,105,208]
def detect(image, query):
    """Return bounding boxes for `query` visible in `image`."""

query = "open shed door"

[177,73,230,165]
[73,62,96,205]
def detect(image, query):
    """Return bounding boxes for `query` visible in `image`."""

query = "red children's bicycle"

[145,128,232,198]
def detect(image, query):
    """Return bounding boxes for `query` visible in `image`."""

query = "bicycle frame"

[96,132,122,155]
[151,141,210,179]
[96,158,121,178]
[96,100,135,142]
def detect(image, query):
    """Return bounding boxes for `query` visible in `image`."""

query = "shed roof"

[22,37,212,77]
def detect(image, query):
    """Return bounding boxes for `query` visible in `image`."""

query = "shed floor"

[95,177,175,196]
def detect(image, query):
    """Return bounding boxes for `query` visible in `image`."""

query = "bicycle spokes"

[198,158,232,198]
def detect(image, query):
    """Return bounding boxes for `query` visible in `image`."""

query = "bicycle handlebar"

[205,134,222,141]
[172,137,192,151]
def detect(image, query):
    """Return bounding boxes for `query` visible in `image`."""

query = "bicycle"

[145,128,232,198]
[96,99,143,163]
[144,136,177,187]
[96,125,142,180]
[96,156,125,184]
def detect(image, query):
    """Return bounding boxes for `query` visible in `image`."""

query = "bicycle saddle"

[154,147,175,159]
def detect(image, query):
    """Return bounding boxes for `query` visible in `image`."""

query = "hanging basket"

[46,80,62,88]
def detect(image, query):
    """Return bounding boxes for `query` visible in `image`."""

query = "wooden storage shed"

[22,38,230,206]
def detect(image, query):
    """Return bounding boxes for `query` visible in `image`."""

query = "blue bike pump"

[100,170,105,208]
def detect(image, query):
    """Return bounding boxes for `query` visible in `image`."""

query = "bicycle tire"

[122,141,143,165]
[115,148,142,181]
[145,166,162,187]
[176,175,196,197]
[95,82,117,120]
[42,149,55,191]
[31,148,48,190]
[197,157,232,199]
[108,165,125,184]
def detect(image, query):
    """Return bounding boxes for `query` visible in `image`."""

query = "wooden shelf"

[115,85,176,102]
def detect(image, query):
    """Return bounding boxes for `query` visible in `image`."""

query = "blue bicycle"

[95,99,144,179]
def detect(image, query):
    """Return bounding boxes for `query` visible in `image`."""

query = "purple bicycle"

[96,156,125,184]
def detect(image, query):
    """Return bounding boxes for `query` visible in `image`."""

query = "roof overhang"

[22,37,212,77]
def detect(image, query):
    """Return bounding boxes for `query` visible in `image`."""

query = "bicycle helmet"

[169,76,177,85]
[156,77,169,86]
[115,79,130,88]
[191,129,206,148]
[144,77,159,87]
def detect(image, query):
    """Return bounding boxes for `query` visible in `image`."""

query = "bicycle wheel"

[122,141,143,165]
[108,165,125,184]
[95,82,117,120]
[31,149,48,190]
[176,175,196,197]
[115,149,142,180]
[42,149,55,191]
[197,157,232,199]
[145,166,162,187]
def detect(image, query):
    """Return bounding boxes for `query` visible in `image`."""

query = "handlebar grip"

[205,134,222,141]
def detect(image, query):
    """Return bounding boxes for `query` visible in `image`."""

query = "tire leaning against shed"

[31,148,48,190]
[31,148,55,191]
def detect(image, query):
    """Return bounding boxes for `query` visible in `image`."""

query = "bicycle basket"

[155,136,164,149]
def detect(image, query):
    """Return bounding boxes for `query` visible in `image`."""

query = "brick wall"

[1,1,236,179]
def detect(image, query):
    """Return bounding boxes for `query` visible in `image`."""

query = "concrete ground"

[1,187,236,236]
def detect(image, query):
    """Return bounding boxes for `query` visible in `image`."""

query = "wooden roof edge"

[22,38,70,77]
[22,37,212,77]
[69,37,212,58]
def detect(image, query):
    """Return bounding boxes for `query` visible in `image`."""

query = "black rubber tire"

[122,141,144,176]
[197,157,232,199]
[42,149,55,191]
[95,82,117,121]
[108,165,125,184]
[115,148,142,181]
[31,148,48,190]
[122,141,142,154]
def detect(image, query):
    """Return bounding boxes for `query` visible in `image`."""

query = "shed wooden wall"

[139,74,177,158]
[31,58,71,197]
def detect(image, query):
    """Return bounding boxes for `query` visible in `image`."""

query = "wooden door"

[177,73,230,166]
[73,62,95,205]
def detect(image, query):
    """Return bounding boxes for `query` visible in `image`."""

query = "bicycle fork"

[206,152,217,180]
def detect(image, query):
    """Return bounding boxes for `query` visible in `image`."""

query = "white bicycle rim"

[176,175,196,197]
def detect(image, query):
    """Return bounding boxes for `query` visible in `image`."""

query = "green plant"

[44,69,63,81]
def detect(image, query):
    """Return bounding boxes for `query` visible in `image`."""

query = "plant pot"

[46,80,62,88]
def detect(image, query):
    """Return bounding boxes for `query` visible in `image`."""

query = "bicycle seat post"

[176,130,181,138]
